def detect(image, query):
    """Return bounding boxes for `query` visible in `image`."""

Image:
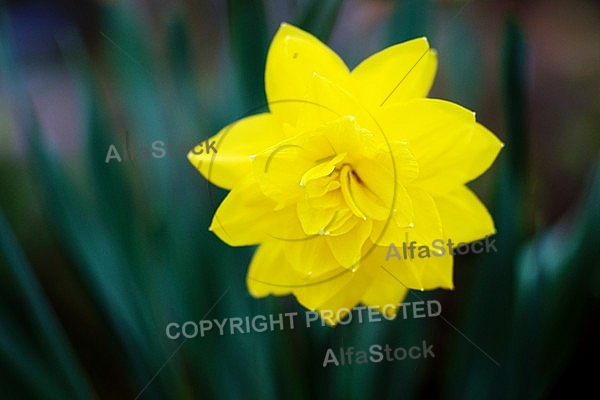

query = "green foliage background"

[0,0,598,399]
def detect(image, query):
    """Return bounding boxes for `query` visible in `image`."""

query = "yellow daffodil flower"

[188,23,503,325]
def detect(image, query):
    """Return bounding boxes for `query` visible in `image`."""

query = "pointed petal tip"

[278,21,293,32]
[187,150,197,162]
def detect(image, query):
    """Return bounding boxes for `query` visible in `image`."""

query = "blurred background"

[0,0,599,399]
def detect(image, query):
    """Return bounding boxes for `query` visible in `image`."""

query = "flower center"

[338,164,367,220]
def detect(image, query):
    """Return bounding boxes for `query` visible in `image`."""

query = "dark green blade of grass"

[0,212,93,399]
[184,247,279,399]
[227,0,269,108]
[379,295,437,400]
[512,159,600,398]
[0,322,68,399]
[294,0,343,43]
[388,0,433,44]
[28,137,162,398]
[440,18,483,110]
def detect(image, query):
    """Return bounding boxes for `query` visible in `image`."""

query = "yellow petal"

[251,141,313,207]
[324,209,358,236]
[339,164,387,220]
[352,157,394,215]
[371,188,448,290]
[247,241,300,297]
[300,153,346,186]
[417,250,454,290]
[271,67,382,137]
[377,99,503,194]
[351,141,418,211]
[265,23,350,129]
[460,123,505,183]
[363,243,425,289]
[284,236,340,278]
[304,116,380,162]
[305,189,344,210]
[297,198,338,235]
[388,141,419,185]
[433,185,496,244]
[369,183,414,244]
[188,113,287,189]
[376,231,454,291]
[209,177,304,246]
[326,218,372,268]
[377,97,473,142]
[294,266,375,325]
[350,37,437,109]
[360,266,409,317]
[305,176,340,198]
[372,252,454,299]
[404,186,444,246]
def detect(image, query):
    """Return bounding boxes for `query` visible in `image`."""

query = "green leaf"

[512,158,600,398]
[0,212,93,399]
[227,0,269,108]
[388,0,433,44]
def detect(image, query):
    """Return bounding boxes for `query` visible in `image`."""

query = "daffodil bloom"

[188,23,502,325]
